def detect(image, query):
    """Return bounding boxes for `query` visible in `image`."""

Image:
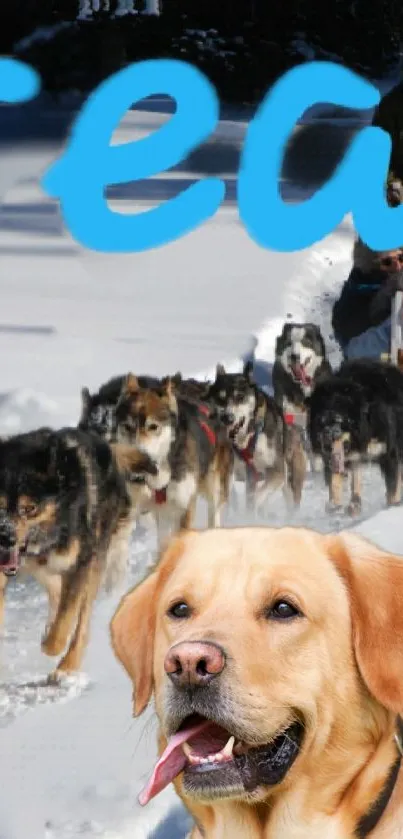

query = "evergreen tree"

[3,0,402,101]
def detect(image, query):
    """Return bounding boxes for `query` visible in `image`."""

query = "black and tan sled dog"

[0,427,156,681]
[207,362,307,513]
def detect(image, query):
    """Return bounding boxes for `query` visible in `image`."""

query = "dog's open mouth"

[290,361,312,387]
[139,714,303,805]
[0,545,20,576]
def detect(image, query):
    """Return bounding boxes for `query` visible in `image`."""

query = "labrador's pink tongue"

[138,720,210,806]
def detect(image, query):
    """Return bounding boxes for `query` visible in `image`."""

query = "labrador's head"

[110,527,403,809]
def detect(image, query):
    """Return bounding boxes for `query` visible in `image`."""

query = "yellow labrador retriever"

[110,527,403,838]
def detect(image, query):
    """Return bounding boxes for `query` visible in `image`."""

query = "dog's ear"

[80,387,91,420]
[306,323,320,340]
[327,531,403,712]
[116,374,139,410]
[275,323,289,354]
[198,381,211,398]
[110,571,159,716]
[216,363,226,377]
[307,324,325,350]
[171,372,182,389]
[161,376,177,412]
[110,535,188,716]
[243,360,254,383]
[124,373,139,396]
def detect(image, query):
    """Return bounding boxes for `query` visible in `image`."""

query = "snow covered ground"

[0,98,400,839]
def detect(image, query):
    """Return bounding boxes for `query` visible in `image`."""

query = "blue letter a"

[238,62,403,253]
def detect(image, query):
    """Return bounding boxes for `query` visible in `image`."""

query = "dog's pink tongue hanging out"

[292,362,311,387]
[139,719,210,805]
[139,718,233,805]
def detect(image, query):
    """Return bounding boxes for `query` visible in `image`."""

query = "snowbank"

[196,215,353,387]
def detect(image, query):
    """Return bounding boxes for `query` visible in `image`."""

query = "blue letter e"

[42,60,224,253]
[238,62,402,253]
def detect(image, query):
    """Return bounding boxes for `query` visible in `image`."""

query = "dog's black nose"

[164,641,225,688]
[221,412,235,426]
[290,352,300,364]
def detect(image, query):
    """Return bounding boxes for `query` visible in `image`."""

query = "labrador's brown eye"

[267,600,301,620]
[168,601,191,619]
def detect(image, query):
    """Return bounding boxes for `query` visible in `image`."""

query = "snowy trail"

[0,99,400,839]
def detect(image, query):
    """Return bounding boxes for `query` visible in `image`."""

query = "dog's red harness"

[233,431,264,485]
[154,403,216,504]
[234,411,302,482]
[197,404,216,446]
[199,420,216,446]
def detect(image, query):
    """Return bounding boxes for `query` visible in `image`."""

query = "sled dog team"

[0,315,402,681]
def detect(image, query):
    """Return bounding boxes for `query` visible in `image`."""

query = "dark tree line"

[1,0,402,103]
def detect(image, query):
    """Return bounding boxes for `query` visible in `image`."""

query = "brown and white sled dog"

[0,427,156,681]
[78,373,211,443]
[113,374,233,546]
[207,362,306,513]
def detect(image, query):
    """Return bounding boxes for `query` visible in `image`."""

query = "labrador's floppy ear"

[110,534,189,717]
[327,531,403,713]
[110,571,159,717]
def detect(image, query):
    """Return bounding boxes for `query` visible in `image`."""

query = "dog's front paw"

[46,668,66,686]
[42,631,66,657]
[346,496,362,517]
[325,502,343,515]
